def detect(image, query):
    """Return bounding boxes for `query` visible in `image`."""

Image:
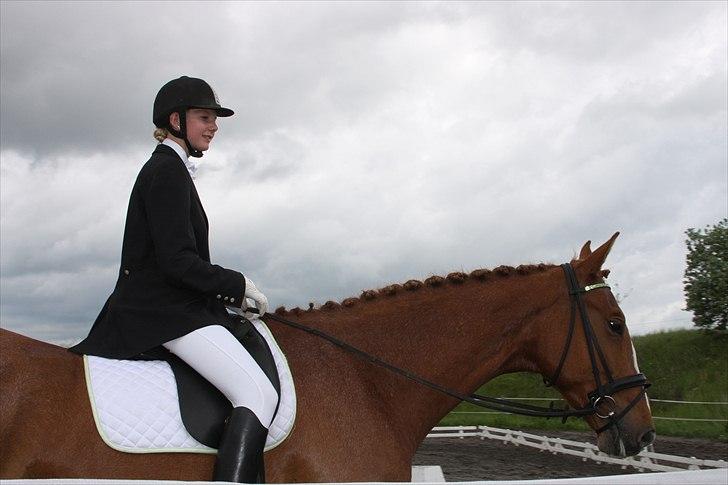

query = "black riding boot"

[213,406,268,483]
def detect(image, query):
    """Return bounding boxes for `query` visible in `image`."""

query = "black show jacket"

[70,144,245,358]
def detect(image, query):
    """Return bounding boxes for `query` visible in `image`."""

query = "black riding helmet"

[153,76,234,158]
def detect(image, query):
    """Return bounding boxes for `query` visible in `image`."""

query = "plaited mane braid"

[273,263,556,315]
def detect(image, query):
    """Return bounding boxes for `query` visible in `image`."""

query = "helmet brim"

[191,105,234,117]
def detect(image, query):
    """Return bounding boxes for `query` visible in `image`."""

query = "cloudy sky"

[1,1,726,345]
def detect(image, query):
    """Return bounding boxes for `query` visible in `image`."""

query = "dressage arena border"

[426,425,728,472]
[2,469,727,485]
[3,426,726,485]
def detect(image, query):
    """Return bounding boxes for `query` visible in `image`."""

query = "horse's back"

[0,328,80,395]
[0,327,73,356]
[0,328,87,477]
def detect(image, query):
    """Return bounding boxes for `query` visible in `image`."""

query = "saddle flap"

[83,317,296,454]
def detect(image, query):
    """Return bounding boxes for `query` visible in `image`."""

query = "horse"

[0,234,654,481]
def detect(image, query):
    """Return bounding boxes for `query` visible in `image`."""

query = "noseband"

[264,262,650,432]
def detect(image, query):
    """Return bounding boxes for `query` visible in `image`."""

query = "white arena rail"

[426,425,728,472]
[1,469,727,484]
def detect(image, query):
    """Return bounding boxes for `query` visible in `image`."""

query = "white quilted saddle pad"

[84,318,296,454]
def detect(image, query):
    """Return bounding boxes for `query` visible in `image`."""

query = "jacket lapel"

[190,183,209,231]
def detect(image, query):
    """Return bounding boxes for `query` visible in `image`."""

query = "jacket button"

[229,297,235,303]
[223,296,229,302]
[123,269,130,275]
[216,294,222,299]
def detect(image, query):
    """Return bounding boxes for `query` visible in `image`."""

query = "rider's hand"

[242,275,268,319]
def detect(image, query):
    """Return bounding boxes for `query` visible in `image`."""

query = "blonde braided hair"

[153,127,169,142]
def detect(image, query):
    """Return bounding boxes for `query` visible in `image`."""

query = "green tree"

[684,218,728,332]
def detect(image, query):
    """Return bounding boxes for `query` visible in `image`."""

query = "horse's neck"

[296,268,560,444]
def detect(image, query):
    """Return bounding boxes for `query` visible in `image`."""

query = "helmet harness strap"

[168,110,203,158]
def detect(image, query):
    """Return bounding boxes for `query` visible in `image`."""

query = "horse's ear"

[578,241,592,260]
[574,232,619,277]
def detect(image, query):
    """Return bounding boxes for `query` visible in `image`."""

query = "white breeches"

[163,325,279,428]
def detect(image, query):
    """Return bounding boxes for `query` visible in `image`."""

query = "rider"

[70,76,278,483]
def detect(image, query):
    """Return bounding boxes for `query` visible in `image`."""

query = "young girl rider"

[71,76,278,483]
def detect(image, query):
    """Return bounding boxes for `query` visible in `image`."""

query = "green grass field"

[440,329,728,441]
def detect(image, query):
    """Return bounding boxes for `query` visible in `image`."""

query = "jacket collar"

[161,139,198,179]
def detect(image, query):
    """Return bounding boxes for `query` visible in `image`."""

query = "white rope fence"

[426,426,728,473]
[485,397,728,405]
[649,399,728,405]
[450,397,728,422]
[449,412,728,422]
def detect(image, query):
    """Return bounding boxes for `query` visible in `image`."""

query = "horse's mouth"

[597,425,655,457]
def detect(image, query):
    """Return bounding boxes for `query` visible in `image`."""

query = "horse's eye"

[608,320,624,335]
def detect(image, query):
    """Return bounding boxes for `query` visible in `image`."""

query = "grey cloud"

[475,1,719,62]
[0,1,445,157]
[1,2,245,156]
[0,151,136,277]
[1,1,725,343]
[1,265,117,341]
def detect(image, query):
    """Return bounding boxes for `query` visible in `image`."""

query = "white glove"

[243,275,268,319]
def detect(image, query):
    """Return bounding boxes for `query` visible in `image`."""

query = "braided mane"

[274,263,557,316]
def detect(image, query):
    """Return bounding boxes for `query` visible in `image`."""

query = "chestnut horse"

[0,234,654,481]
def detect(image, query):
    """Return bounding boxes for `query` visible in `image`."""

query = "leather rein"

[262,262,650,432]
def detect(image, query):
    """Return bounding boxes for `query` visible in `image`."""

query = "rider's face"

[184,109,218,152]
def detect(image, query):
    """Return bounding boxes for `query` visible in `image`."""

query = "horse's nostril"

[639,429,656,448]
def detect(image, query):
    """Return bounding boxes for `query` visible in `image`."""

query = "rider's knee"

[229,375,278,426]
[258,377,279,413]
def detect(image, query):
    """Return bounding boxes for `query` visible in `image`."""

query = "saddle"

[83,317,296,453]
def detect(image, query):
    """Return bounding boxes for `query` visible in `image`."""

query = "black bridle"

[262,262,650,432]
[546,263,650,433]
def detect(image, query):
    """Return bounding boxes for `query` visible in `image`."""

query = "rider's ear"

[169,111,180,129]
[574,232,619,278]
